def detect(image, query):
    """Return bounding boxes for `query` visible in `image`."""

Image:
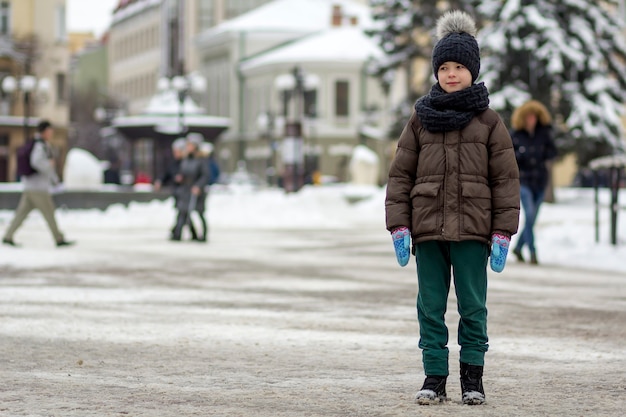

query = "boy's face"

[437,61,472,93]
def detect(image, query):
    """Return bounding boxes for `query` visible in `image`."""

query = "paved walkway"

[1,226,625,416]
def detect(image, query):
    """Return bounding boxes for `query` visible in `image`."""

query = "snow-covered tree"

[368,0,626,166]
[478,0,626,166]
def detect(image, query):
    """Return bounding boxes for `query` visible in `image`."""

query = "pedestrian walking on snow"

[510,100,558,265]
[171,133,209,242]
[385,11,520,406]
[155,137,199,241]
[3,120,75,248]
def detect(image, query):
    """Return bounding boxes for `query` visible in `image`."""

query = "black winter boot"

[460,362,485,405]
[414,375,447,405]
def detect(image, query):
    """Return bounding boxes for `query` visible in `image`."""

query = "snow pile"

[349,145,380,186]
[62,148,105,190]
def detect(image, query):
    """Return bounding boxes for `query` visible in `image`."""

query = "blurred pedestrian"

[3,120,75,248]
[385,11,519,406]
[510,100,558,265]
[171,133,209,242]
[154,137,198,240]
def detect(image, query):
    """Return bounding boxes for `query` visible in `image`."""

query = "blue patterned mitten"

[490,233,510,273]
[391,227,411,267]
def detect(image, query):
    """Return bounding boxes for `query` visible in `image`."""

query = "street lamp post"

[274,66,319,192]
[157,72,207,135]
[1,75,50,142]
[153,72,207,184]
[256,111,277,186]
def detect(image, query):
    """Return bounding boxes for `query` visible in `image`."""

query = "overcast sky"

[66,0,118,37]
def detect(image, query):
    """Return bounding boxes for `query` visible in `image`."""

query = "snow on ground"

[1,184,625,273]
[0,184,625,416]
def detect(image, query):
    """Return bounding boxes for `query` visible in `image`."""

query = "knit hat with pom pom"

[431,10,480,82]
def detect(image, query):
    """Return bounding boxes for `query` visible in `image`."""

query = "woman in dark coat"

[510,100,558,264]
[155,138,198,240]
[171,134,209,241]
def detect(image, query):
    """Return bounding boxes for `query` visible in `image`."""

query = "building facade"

[0,0,70,182]
[108,0,275,116]
[105,0,274,182]
[195,0,399,185]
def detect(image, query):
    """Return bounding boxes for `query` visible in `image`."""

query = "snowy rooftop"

[141,90,205,116]
[240,26,383,71]
[111,0,160,25]
[197,0,373,41]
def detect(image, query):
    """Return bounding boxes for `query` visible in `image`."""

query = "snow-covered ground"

[0,184,625,416]
[1,184,625,272]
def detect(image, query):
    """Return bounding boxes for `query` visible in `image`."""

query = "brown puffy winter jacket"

[385,109,520,245]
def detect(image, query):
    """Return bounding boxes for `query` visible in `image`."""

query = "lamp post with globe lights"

[256,111,278,186]
[274,66,319,192]
[1,75,50,142]
[156,72,207,136]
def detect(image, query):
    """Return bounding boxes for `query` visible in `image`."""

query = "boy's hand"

[490,233,510,273]
[391,227,411,267]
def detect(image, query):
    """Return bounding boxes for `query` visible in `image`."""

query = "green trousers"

[415,240,489,376]
[3,190,64,243]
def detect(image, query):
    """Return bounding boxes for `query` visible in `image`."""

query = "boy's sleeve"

[385,111,420,233]
[488,116,520,237]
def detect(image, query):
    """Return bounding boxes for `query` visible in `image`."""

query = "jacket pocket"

[410,182,442,237]
[461,182,491,236]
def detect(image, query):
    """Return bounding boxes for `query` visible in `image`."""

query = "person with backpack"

[3,120,75,248]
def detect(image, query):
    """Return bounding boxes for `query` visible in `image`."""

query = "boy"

[385,11,520,405]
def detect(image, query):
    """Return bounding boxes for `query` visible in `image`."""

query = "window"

[281,90,291,118]
[198,0,214,30]
[205,57,230,117]
[334,80,349,117]
[56,73,67,103]
[0,2,10,35]
[226,0,272,20]
[281,90,316,118]
[56,5,67,41]
[304,90,317,118]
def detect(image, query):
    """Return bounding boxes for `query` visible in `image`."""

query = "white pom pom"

[436,10,477,40]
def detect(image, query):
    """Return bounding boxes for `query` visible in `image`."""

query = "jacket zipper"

[441,131,446,237]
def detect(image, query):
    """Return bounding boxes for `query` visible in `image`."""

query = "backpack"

[208,158,221,185]
[16,139,39,177]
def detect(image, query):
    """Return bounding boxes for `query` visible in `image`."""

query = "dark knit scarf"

[414,82,490,132]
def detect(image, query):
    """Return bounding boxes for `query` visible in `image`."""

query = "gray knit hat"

[186,132,204,146]
[172,137,187,151]
[431,11,480,82]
